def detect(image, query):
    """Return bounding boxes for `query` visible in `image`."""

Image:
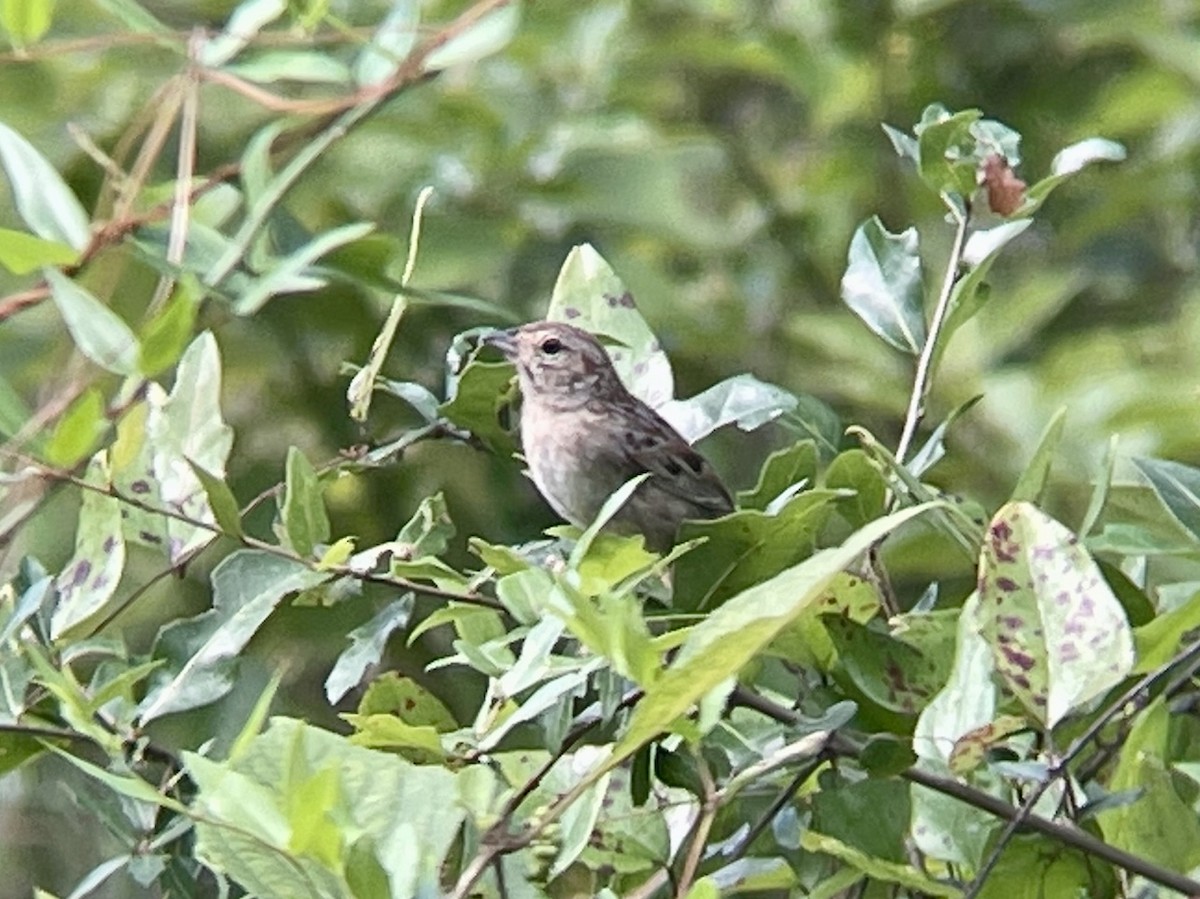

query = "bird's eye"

[540,338,563,355]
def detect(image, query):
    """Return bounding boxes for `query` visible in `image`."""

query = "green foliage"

[3,2,1200,899]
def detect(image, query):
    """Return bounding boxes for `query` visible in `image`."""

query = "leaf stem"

[895,196,971,465]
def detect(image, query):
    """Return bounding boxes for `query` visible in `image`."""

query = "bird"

[482,321,734,552]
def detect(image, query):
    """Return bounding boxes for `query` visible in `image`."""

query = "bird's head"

[482,321,624,404]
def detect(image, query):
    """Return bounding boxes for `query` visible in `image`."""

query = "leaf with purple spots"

[978,501,1135,728]
[545,244,673,408]
[50,453,126,640]
[947,714,1027,775]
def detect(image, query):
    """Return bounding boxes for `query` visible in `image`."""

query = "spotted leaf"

[978,501,1135,728]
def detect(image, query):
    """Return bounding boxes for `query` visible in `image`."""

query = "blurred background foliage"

[1,0,1198,894]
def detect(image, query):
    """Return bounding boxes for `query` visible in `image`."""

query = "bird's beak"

[480,328,518,358]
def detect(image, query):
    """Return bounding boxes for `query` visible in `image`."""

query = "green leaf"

[1023,137,1126,215]
[0,122,90,250]
[658,374,800,444]
[45,269,141,376]
[44,387,105,467]
[394,492,453,559]
[233,221,374,315]
[226,50,351,85]
[938,219,1032,355]
[825,449,887,529]
[110,332,234,564]
[347,187,432,423]
[354,0,420,86]
[811,777,911,863]
[826,616,952,715]
[0,0,55,47]
[1097,699,1200,874]
[138,277,199,376]
[138,551,330,723]
[199,0,287,67]
[422,0,520,72]
[0,227,76,274]
[342,712,444,758]
[325,596,414,703]
[568,473,651,568]
[356,672,457,729]
[840,216,926,355]
[546,243,673,406]
[46,745,187,813]
[1079,435,1119,538]
[1009,407,1066,503]
[0,372,32,440]
[914,104,983,197]
[186,459,244,539]
[859,735,917,778]
[189,718,476,897]
[610,504,937,767]
[50,453,126,640]
[800,830,961,897]
[738,440,818,511]
[1132,456,1200,540]
[675,490,846,611]
[977,502,1135,727]
[906,394,983,478]
[228,670,283,763]
[974,835,1115,899]
[280,446,329,558]
[1133,589,1200,673]
[437,358,517,453]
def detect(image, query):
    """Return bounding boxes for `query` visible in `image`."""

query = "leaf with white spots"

[50,453,127,640]
[977,501,1135,728]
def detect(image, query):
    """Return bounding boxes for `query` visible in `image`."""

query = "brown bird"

[483,321,734,551]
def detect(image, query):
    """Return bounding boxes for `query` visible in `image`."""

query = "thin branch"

[19,459,507,614]
[729,683,1200,897]
[147,31,203,316]
[674,753,718,898]
[450,689,644,899]
[894,196,971,464]
[963,637,1200,898]
[729,761,820,859]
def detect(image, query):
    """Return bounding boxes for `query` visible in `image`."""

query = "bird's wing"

[616,402,735,517]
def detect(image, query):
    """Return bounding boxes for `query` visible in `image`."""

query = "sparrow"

[483,321,734,551]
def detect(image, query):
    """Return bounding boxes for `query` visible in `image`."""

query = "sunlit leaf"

[354,0,419,86]
[325,596,414,703]
[1132,456,1200,541]
[0,227,76,274]
[611,504,937,767]
[44,387,105,467]
[0,122,90,250]
[138,551,329,723]
[200,0,287,67]
[977,502,1135,727]
[658,374,799,444]
[50,453,126,640]
[422,0,520,72]
[281,446,329,558]
[841,217,926,355]
[45,269,141,376]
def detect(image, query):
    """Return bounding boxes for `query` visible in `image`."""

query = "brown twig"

[19,458,507,614]
[962,636,1200,898]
